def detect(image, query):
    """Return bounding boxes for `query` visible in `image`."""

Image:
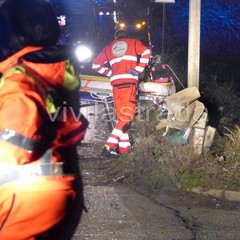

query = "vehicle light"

[136,23,142,29]
[119,22,126,28]
[75,45,92,62]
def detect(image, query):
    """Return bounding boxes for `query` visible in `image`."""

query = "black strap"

[113,82,137,87]
[135,40,140,64]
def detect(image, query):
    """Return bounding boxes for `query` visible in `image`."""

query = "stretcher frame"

[79,74,115,130]
[79,74,174,130]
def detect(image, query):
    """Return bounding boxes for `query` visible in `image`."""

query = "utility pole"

[188,0,201,89]
[161,3,165,58]
[147,0,153,51]
[150,0,175,55]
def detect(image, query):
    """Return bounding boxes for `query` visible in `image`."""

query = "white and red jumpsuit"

[92,38,151,154]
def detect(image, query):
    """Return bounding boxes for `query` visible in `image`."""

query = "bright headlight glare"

[75,45,92,62]
[119,22,125,28]
[136,23,142,29]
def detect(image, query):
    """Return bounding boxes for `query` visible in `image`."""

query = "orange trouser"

[113,82,137,124]
[0,175,84,240]
[106,82,137,150]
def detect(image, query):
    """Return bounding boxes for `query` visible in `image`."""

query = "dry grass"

[115,112,240,194]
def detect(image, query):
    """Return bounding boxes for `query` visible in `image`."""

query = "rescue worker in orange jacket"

[92,29,151,157]
[0,0,88,239]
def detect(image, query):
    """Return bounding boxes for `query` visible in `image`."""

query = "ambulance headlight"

[75,45,92,62]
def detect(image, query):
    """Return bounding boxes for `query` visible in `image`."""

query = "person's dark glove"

[128,68,139,76]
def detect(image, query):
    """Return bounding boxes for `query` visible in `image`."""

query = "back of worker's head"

[114,29,129,40]
[0,0,60,61]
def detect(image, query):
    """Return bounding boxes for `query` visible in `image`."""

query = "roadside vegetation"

[117,113,240,194]
[111,52,240,195]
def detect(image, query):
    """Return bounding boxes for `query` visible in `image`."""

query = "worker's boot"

[101,144,119,158]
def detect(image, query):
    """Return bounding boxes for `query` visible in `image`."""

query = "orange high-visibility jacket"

[92,38,151,85]
[0,46,88,165]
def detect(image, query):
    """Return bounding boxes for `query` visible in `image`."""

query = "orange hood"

[0,45,79,90]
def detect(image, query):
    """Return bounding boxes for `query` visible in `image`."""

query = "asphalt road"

[72,103,240,240]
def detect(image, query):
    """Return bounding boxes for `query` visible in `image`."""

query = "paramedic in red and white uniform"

[92,29,151,158]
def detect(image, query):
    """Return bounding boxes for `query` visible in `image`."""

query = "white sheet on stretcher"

[139,82,172,96]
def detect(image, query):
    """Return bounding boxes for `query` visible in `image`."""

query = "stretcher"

[79,74,175,105]
[79,74,176,130]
